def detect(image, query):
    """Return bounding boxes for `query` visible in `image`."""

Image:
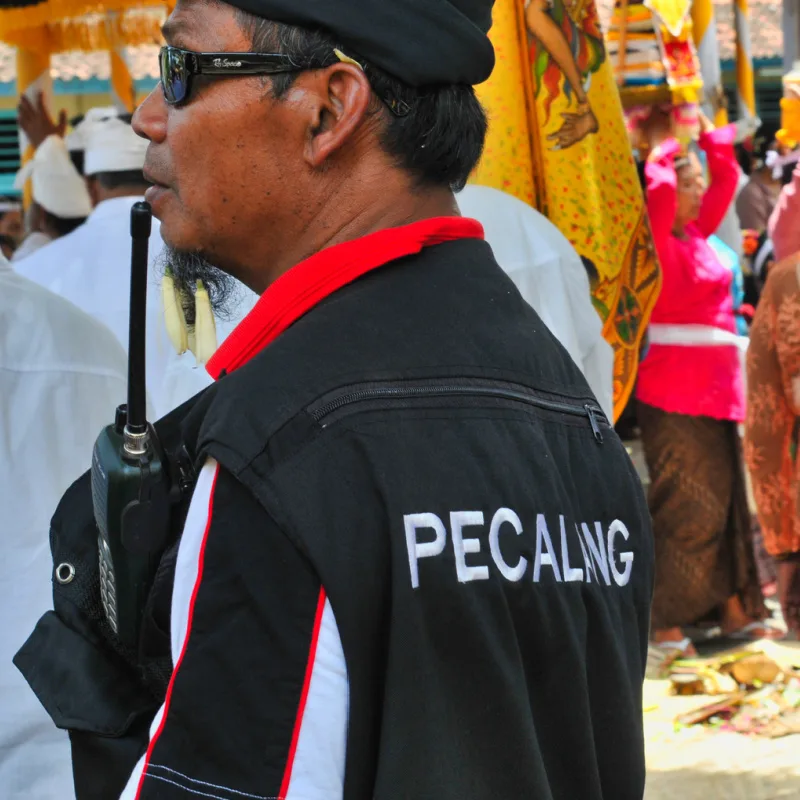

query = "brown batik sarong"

[637,402,766,630]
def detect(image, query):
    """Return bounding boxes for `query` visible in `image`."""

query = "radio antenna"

[124,201,152,456]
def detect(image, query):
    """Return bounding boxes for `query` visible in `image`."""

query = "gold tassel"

[162,267,188,355]
[187,328,197,358]
[193,279,218,366]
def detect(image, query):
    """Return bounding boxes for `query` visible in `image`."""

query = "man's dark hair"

[67,116,86,174]
[93,169,149,191]
[70,151,85,176]
[43,210,87,237]
[735,143,752,177]
[635,159,646,191]
[752,123,778,162]
[235,13,488,192]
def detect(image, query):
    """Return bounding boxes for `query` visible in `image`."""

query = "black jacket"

[18,236,653,799]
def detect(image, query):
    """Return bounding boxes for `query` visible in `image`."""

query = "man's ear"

[303,63,373,168]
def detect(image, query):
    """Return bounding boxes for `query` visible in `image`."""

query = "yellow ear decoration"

[162,267,189,355]
[193,280,218,366]
[188,327,197,359]
[334,49,364,72]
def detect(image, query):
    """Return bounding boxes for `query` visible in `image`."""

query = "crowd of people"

[0,0,798,795]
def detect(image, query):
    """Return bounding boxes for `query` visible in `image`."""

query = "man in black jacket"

[17,0,653,797]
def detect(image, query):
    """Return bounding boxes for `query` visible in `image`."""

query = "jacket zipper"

[309,381,606,443]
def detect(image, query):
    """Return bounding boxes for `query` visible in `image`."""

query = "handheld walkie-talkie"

[91,202,172,652]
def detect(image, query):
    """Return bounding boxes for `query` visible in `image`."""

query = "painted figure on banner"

[525,0,603,149]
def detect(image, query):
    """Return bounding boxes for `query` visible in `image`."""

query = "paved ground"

[644,641,800,799]
[625,440,800,797]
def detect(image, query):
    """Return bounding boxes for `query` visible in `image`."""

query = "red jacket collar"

[206,216,484,379]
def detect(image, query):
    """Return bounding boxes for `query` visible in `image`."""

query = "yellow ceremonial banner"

[473,0,661,422]
[471,0,538,205]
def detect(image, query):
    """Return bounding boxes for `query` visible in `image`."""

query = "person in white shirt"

[0,258,127,800]
[15,111,183,417]
[17,109,256,418]
[11,134,92,263]
[457,184,614,419]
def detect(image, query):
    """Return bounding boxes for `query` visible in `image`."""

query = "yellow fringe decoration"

[0,2,165,51]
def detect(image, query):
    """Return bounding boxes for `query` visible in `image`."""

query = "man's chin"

[155,216,215,266]
[145,191,196,251]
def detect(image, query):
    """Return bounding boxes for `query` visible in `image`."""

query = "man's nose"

[132,86,167,144]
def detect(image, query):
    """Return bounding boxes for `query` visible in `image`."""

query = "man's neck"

[243,182,460,294]
[303,186,459,260]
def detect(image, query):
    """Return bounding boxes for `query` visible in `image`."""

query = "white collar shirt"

[12,231,54,263]
[0,261,128,799]
[15,196,181,417]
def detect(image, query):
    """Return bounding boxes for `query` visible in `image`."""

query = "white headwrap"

[64,106,119,152]
[82,113,148,176]
[13,135,92,219]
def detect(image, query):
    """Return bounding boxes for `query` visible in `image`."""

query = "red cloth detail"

[207,217,484,379]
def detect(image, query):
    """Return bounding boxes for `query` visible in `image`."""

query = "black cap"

[225,0,496,86]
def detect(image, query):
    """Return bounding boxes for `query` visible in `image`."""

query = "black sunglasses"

[159,45,305,105]
[158,44,412,116]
